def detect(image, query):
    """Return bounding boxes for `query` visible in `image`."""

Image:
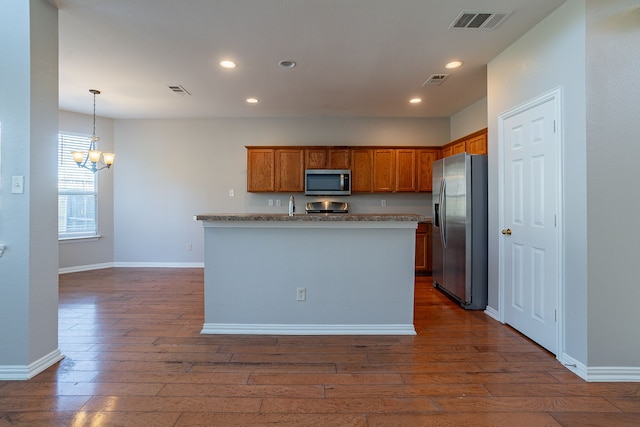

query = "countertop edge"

[194,213,431,222]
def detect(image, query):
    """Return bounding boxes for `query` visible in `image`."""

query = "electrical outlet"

[228,188,235,197]
[296,287,306,301]
[268,199,274,207]
[381,199,387,207]
[186,243,192,251]
[276,199,282,207]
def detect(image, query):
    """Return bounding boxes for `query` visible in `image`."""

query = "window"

[58,133,98,239]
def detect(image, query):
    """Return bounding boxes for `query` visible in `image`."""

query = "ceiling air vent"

[450,11,512,30]
[168,85,191,95]
[422,74,450,87]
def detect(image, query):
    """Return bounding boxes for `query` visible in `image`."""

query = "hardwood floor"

[1,268,639,426]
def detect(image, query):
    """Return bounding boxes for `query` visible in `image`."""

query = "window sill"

[59,235,103,244]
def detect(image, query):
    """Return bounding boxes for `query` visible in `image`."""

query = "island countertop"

[194,213,431,222]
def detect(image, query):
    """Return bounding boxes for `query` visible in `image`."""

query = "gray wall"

[488,0,588,366]
[450,97,488,140]
[112,117,449,266]
[58,111,115,271]
[585,0,640,367]
[0,0,59,371]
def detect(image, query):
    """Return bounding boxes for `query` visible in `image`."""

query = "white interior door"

[501,95,559,354]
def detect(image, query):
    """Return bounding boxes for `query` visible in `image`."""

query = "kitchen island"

[194,213,427,335]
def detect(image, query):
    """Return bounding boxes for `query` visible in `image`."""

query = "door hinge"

[553,120,556,133]
[555,309,557,322]
[554,214,557,227]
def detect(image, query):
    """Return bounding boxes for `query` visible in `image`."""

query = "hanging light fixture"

[71,89,115,172]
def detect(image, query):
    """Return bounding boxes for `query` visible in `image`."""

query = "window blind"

[58,133,98,239]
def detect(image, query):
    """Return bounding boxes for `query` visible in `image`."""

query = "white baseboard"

[585,366,640,382]
[113,262,204,269]
[59,262,114,274]
[201,323,417,335]
[59,262,204,274]
[484,306,500,322]
[0,349,64,380]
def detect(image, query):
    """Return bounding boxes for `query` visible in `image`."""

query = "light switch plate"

[12,176,24,194]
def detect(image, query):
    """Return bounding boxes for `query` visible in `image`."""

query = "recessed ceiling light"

[220,60,237,69]
[446,60,463,69]
[279,60,296,69]
[409,98,422,104]
[246,98,259,104]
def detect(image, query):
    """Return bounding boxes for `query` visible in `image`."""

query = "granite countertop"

[195,213,431,222]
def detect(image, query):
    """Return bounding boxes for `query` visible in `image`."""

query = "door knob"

[501,228,512,235]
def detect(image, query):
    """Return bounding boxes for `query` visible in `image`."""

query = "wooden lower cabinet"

[415,222,432,275]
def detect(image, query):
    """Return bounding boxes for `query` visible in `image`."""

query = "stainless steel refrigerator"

[432,153,488,310]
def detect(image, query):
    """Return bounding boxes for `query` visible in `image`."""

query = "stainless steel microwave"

[305,169,351,196]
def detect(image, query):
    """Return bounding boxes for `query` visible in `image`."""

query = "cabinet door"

[415,223,427,271]
[466,132,487,155]
[442,145,453,158]
[351,148,373,192]
[247,148,275,192]
[305,148,327,169]
[416,149,437,192]
[328,149,351,169]
[425,222,432,272]
[452,141,466,155]
[395,149,416,192]
[275,149,304,192]
[372,149,395,192]
[415,222,433,274]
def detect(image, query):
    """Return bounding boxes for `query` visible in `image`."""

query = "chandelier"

[71,89,115,172]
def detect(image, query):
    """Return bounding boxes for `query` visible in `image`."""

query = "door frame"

[497,87,565,359]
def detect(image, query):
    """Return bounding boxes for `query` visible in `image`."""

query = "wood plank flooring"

[1,268,639,426]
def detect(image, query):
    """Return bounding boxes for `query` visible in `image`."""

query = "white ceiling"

[50,0,566,119]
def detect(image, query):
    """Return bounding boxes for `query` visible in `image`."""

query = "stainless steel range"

[305,201,349,214]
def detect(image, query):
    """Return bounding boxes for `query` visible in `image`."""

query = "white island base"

[195,214,425,335]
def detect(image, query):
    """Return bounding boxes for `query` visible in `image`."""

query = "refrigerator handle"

[440,178,447,248]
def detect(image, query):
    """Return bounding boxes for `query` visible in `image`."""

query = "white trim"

[0,349,64,380]
[560,352,588,381]
[497,87,565,360]
[113,262,204,269]
[59,262,204,274]
[484,306,500,322]
[586,366,640,383]
[201,323,416,335]
[59,262,113,274]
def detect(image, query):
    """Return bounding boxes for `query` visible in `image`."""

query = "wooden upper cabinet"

[275,149,304,192]
[351,148,373,192]
[372,149,395,192]
[441,145,454,158]
[247,148,275,192]
[452,141,466,155]
[395,149,416,192]
[466,132,487,155]
[249,145,440,193]
[441,128,488,158]
[327,149,351,169]
[416,149,438,192]
[304,148,327,169]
